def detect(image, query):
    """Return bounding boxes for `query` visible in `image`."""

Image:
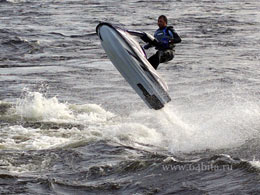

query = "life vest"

[154,27,174,50]
[154,27,173,43]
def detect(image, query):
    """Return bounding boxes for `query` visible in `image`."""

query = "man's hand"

[169,39,174,43]
[144,44,152,50]
[141,33,150,43]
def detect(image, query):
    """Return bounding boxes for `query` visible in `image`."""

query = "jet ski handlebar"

[126,30,159,46]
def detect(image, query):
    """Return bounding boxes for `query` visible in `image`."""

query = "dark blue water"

[1,0,260,194]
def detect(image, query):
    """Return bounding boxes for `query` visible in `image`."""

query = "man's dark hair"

[158,15,168,24]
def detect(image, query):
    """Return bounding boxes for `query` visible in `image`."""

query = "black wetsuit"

[147,26,181,69]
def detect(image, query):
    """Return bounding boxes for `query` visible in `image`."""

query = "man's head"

[158,15,167,29]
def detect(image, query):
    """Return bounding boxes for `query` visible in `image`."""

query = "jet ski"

[96,22,171,110]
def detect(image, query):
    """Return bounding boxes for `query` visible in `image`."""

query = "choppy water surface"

[1,0,260,194]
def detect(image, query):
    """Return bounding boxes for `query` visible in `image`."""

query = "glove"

[144,44,152,50]
[141,33,150,43]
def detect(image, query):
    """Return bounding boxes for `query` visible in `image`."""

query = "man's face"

[158,18,167,29]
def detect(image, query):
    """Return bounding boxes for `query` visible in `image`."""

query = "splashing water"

[16,90,73,121]
[2,87,259,153]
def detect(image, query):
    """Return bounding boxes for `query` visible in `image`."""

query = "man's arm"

[141,33,160,49]
[168,27,182,44]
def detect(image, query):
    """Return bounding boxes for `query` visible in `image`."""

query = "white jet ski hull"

[96,23,171,110]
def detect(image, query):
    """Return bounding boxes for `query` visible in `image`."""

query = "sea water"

[1,0,260,194]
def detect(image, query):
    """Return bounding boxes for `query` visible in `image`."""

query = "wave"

[0,0,30,3]
[1,87,260,152]
[0,91,115,150]
[0,36,41,59]
[1,145,259,194]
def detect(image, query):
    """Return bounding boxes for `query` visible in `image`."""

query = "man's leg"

[159,50,174,63]
[148,52,160,69]
[148,50,174,70]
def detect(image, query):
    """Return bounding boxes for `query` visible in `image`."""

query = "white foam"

[5,0,31,4]
[250,159,260,170]
[15,91,115,124]
[16,91,73,121]
[6,90,260,153]
[166,98,260,152]
[70,103,115,124]
[117,99,260,153]
[0,125,71,150]
[103,122,163,147]
[0,91,116,150]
